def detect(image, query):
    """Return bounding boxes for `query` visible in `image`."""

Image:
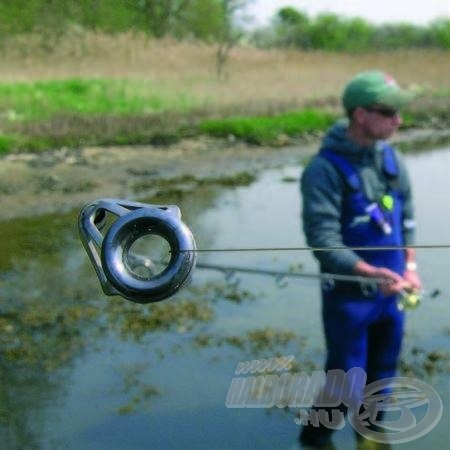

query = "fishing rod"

[78,199,441,307]
[131,244,443,308]
[158,259,440,311]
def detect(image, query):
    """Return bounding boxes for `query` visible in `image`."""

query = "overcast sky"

[243,0,450,26]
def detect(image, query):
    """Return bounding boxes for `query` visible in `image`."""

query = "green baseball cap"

[342,70,416,111]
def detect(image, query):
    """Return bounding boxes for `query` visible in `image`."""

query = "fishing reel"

[397,288,440,311]
[78,199,197,304]
[398,289,421,311]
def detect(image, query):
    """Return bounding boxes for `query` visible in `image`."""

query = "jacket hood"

[320,119,378,164]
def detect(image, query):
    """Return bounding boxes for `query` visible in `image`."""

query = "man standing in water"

[299,71,422,448]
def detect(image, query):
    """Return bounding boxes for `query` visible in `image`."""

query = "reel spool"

[398,289,421,311]
[78,199,197,304]
[397,288,440,311]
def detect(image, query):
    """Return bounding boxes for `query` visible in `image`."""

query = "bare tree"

[216,0,252,79]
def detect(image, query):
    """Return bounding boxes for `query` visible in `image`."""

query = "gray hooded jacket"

[301,121,415,274]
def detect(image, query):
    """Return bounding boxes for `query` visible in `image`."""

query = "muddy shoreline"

[1,129,450,222]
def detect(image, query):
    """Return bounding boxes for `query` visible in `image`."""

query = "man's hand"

[403,250,422,290]
[372,267,410,296]
[403,267,422,291]
[353,260,410,296]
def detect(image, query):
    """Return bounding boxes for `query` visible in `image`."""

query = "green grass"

[198,109,338,144]
[0,78,204,152]
[0,134,19,154]
[0,79,339,152]
[0,78,448,153]
[0,78,199,122]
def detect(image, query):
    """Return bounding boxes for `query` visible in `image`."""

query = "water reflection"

[0,180,282,449]
[0,152,449,449]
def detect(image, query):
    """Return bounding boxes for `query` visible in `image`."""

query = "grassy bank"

[0,78,204,152]
[0,35,449,153]
[0,82,449,153]
[199,109,338,144]
[0,76,194,152]
[0,77,341,152]
[0,78,198,120]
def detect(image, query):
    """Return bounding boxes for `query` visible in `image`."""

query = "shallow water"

[0,147,449,450]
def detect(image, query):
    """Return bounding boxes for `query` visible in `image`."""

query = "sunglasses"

[364,106,399,118]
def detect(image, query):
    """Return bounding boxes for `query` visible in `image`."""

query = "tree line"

[0,0,237,41]
[0,1,449,50]
[260,7,450,51]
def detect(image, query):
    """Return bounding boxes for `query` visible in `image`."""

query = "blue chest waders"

[300,146,407,447]
[319,146,405,384]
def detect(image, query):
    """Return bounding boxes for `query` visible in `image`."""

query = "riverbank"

[0,137,309,221]
[1,38,449,153]
[0,81,449,153]
[1,38,449,220]
[2,127,450,222]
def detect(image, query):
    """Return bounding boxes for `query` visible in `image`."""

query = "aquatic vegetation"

[34,174,98,193]
[108,299,215,341]
[193,328,297,356]
[400,347,450,378]
[0,300,99,371]
[113,363,160,415]
[286,355,320,374]
[133,171,257,194]
[281,176,298,183]
[196,172,257,187]
[103,281,260,342]
[194,281,257,304]
[244,328,297,353]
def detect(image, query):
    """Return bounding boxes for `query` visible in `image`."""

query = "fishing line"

[178,243,450,253]
[79,198,445,304]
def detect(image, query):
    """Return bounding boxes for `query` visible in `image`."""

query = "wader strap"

[382,144,399,178]
[320,149,361,191]
[320,146,399,190]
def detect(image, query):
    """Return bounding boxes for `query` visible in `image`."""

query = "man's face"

[358,104,403,141]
